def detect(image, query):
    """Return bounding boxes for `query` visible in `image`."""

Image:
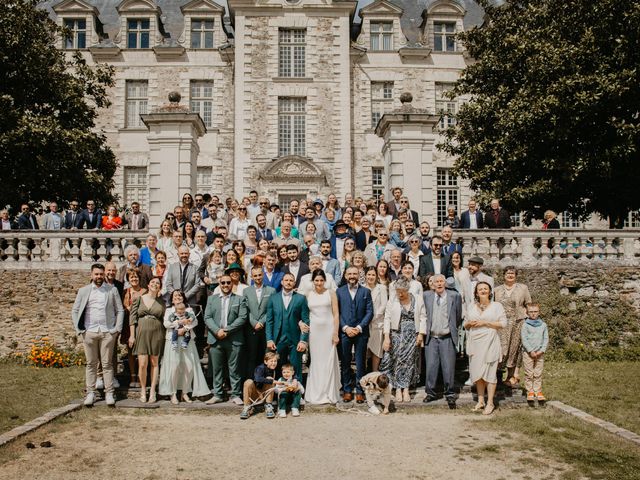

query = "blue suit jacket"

[336,285,374,337]
[460,210,484,229]
[261,269,284,292]
[256,228,274,242]
[64,211,84,229]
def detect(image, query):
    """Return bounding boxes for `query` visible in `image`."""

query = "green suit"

[204,293,248,398]
[266,291,310,381]
[243,285,276,379]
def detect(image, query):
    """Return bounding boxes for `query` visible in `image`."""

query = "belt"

[430,333,451,339]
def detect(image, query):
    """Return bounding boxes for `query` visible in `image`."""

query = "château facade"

[45,0,489,226]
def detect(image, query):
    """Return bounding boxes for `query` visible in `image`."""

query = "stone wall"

[1,264,639,358]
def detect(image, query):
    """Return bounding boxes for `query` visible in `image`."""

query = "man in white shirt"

[246,190,261,222]
[272,221,301,249]
[71,263,124,407]
[468,256,494,292]
[0,209,16,230]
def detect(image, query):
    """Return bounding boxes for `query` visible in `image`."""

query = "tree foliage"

[440,0,640,227]
[0,0,117,211]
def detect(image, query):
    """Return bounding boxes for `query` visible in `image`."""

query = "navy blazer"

[256,228,274,242]
[336,285,374,337]
[418,253,453,279]
[460,210,484,229]
[17,213,39,230]
[261,269,284,292]
[79,209,103,229]
[64,211,84,229]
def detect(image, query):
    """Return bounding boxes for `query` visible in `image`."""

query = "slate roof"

[39,0,484,43]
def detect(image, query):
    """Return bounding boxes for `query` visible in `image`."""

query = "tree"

[0,0,117,212]
[440,0,640,227]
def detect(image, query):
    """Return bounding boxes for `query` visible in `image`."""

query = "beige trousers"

[243,379,274,406]
[522,352,544,393]
[83,331,118,394]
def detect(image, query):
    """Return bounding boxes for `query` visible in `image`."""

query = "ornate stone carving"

[260,155,326,183]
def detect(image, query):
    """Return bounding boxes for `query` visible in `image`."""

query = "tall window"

[125,81,148,128]
[436,168,458,227]
[511,212,522,227]
[279,194,301,212]
[372,167,384,201]
[124,167,148,210]
[64,19,86,49]
[197,167,213,194]
[370,22,393,51]
[278,98,306,156]
[435,83,457,129]
[625,211,640,228]
[191,19,214,48]
[190,81,213,128]
[371,82,394,127]
[434,22,456,52]
[279,29,306,78]
[127,19,150,49]
[561,211,582,228]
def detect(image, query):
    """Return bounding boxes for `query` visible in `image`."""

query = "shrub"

[26,338,84,368]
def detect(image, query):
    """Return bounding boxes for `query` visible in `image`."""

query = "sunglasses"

[219,281,232,285]
[238,208,247,211]
[432,243,443,248]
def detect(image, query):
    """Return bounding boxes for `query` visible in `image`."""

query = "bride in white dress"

[304,270,341,404]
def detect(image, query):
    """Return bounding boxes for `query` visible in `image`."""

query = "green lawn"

[541,360,639,434]
[0,363,84,434]
[478,408,640,480]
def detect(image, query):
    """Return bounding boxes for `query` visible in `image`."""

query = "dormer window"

[127,19,150,49]
[63,18,87,49]
[191,19,214,49]
[370,22,393,51]
[433,22,456,52]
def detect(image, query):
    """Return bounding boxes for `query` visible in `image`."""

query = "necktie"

[221,296,228,328]
[262,229,267,238]
[71,212,76,225]
[437,295,442,306]
[181,264,188,291]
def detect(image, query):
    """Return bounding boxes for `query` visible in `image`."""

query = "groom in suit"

[423,274,463,408]
[243,266,276,379]
[204,274,248,405]
[336,266,373,403]
[265,272,309,382]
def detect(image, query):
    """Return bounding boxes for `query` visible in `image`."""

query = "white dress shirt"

[282,291,293,309]
[432,255,442,275]
[469,211,478,229]
[84,283,109,332]
[219,294,230,328]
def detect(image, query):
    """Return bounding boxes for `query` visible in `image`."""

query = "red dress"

[102,216,123,230]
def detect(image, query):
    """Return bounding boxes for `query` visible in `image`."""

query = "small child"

[275,364,305,418]
[520,303,549,404]
[169,303,195,351]
[359,371,391,415]
[206,250,225,293]
[240,352,279,420]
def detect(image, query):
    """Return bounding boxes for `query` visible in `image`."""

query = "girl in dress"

[465,281,507,415]
[304,270,341,405]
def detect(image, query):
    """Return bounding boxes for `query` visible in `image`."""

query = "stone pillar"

[375,93,440,222]
[141,92,206,228]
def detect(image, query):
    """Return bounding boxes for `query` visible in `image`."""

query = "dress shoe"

[230,396,244,406]
[422,395,437,403]
[205,396,224,405]
[355,394,365,404]
[105,392,116,407]
[83,392,96,407]
[342,392,353,402]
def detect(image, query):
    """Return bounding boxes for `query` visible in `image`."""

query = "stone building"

[44,0,494,225]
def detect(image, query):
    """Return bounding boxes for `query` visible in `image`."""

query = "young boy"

[168,303,195,350]
[276,364,305,418]
[520,303,549,405]
[240,351,279,420]
[359,371,391,415]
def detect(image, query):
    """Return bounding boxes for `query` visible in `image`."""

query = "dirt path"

[0,410,568,479]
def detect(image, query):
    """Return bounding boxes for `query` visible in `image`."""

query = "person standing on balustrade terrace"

[72,263,124,407]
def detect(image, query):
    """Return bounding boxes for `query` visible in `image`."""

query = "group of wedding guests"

[70,189,549,417]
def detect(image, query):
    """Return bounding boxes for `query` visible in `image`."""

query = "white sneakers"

[83,392,96,406]
[291,408,300,417]
[278,410,287,418]
[105,392,115,406]
[230,396,244,406]
[368,406,381,415]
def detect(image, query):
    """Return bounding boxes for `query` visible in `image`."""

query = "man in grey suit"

[423,274,463,408]
[123,201,149,230]
[164,246,201,307]
[71,263,124,407]
[243,266,276,378]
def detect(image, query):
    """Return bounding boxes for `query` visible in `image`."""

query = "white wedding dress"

[304,289,341,404]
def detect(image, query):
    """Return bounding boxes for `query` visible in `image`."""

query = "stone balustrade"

[1,229,640,269]
[0,231,149,269]
[453,229,640,266]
